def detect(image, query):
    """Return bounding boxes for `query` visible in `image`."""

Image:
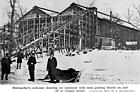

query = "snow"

[1,50,140,84]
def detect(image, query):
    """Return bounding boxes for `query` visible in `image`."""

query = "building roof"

[37,6,59,16]
[15,6,59,24]
[97,11,140,31]
[15,2,140,32]
[59,2,97,15]
[99,18,140,32]
[60,2,140,31]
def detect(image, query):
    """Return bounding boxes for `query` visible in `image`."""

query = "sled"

[38,68,83,83]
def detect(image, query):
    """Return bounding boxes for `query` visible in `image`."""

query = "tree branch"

[133,4,140,17]
[89,0,96,7]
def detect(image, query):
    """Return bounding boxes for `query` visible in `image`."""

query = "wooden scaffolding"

[11,3,98,55]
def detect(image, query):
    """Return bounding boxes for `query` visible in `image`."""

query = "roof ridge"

[37,6,59,14]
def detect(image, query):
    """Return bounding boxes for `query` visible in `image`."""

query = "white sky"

[0,0,140,26]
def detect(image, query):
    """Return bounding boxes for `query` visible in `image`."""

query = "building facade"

[12,3,140,54]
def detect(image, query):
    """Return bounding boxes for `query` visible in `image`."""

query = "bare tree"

[15,0,27,18]
[109,11,125,49]
[133,4,140,17]
[9,0,16,29]
[88,0,96,7]
[124,8,134,23]
[133,4,140,28]
[8,0,16,55]
[7,0,26,55]
[112,12,122,24]
[8,0,26,24]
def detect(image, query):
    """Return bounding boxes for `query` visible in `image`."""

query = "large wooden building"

[10,3,140,53]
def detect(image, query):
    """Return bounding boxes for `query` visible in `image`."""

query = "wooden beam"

[37,6,59,14]
[68,24,71,48]
[34,18,35,41]
[39,17,40,38]
[22,21,25,45]
[48,34,50,53]
[79,18,82,50]
[64,26,66,49]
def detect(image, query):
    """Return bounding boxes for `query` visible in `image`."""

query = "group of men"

[1,50,59,83]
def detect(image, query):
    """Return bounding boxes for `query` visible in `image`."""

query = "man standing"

[27,52,36,82]
[98,38,102,50]
[47,51,59,83]
[25,51,29,60]
[1,53,12,80]
[17,49,24,69]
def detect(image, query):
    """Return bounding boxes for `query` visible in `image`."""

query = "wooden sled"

[40,68,83,83]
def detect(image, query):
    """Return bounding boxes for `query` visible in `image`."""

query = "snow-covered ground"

[1,50,140,84]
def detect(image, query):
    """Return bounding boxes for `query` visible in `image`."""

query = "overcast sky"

[0,0,140,26]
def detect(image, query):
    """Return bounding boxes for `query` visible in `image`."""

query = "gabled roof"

[15,6,59,24]
[60,2,139,31]
[59,3,97,15]
[15,6,48,22]
[14,2,139,32]
[37,6,59,14]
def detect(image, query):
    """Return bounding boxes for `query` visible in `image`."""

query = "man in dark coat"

[98,38,102,50]
[27,52,36,81]
[17,49,24,69]
[1,53,12,80]
[47,51,59,83]
[25,51,29,60]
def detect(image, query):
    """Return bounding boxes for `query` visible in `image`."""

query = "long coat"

[1,57,12,74]
[27,56,36,71]
[17,52,24,63]
[47,57,57,71]
[47,57,57,80]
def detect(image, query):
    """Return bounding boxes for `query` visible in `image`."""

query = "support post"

[64,26,66,50]
[110,11,113,37]
[34,18,36,41]
[39,16,40,38]
[79,18,82,50]
[48,34,50,54]
[68,24,71,48]
[22,22,25,45]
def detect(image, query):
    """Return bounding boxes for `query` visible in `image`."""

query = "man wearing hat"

[46,51,59,83]
[27,52,36,81]
[16,49,24,69]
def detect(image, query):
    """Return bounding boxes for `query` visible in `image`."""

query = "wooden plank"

[64,26,66,49]
[34,18,36,41]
